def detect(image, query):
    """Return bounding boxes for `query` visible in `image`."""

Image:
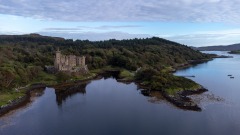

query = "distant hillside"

[0,33,64,44]
[197,43,240,51]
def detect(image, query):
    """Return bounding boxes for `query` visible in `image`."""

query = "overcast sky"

[1,0,240,46]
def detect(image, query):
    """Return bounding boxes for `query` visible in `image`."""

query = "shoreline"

[0,84,46,117]
[130,59,212,111]
[135,80,208,111]
[162,88,207,111]
[162,59,211,111]
[0,59,213,116]
[0,73,100,117]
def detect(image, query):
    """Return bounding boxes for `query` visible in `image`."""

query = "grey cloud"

[44,28,82,31]
[164,32,240,46]
[39,31,151,41]
[43,27,83,33]
[76,25,142,30]
[43,25,142,33]
[39,29,240,47]
[95,25,142,30]
[0,0,240,23]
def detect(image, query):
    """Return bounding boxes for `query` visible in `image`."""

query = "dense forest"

[0,34,210,91]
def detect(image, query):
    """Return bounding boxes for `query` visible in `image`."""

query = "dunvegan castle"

[54,48,88,73]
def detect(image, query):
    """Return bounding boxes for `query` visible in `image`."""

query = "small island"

[0,34,214,116]
[228,50,240,54]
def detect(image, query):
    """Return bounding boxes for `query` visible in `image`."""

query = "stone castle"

[54,48,88,72]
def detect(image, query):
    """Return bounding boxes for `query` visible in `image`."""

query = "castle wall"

[54,50,86,72]
[54,50,61,69]
[76,57,80,66]
[69,55,76,67]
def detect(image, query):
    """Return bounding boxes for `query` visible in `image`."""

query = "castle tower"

[81,56,86,66]
[54,48,61,70]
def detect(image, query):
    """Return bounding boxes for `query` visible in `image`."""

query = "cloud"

[1,26,235,47]
[44,28,82,32]
[39,31,151,41]
[162,29,240,46]
[0,0,240,23]
[39,28,240,46]
[95,25,142,30]
[43,25,142,33]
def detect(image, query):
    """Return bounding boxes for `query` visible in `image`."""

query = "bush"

[135,68,158,81]
[56,72,71,83]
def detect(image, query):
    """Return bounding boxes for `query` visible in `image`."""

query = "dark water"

[1,51,240,135]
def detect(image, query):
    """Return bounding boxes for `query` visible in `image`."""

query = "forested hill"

[197,43,240,51]
[0,33,65,43]
[0,34,210,90]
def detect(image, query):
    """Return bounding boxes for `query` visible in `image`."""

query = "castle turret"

[54,48,61,70]
[82,56,86,66]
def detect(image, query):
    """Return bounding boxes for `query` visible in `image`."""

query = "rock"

[162,92,202,111]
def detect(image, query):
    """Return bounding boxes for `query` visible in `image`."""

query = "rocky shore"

[136,82,208,111]
[162,88,208,111]
[0,73,101,117]
[0,84,46,117]
[0,94,29,117]
[114,65,209,112]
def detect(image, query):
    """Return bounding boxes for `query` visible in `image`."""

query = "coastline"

[162,87,207,111]
[162,59,210,111]
[126,59,212,111]
[135,80,207,111]
[0,59,213,116]
[0,84,46,117]
[0,73,100,117]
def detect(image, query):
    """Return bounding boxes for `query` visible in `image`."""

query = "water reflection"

[54,75,167,109]
[102,70,120,79]
[140,89,151,96]
[53,72,124,107]
[54,82,87,106]
[30,88,45,98]
[146,91,165,104]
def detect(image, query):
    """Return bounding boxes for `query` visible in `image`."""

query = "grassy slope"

[0,91,25,106]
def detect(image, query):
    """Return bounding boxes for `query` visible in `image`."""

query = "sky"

[0,0,240,46]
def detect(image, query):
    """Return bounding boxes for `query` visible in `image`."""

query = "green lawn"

[165,85,201,95]
[72,72,96,81]
[0,90,26,106]
[119,70,134,80]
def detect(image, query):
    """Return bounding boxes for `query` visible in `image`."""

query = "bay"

[1,51,240,135]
